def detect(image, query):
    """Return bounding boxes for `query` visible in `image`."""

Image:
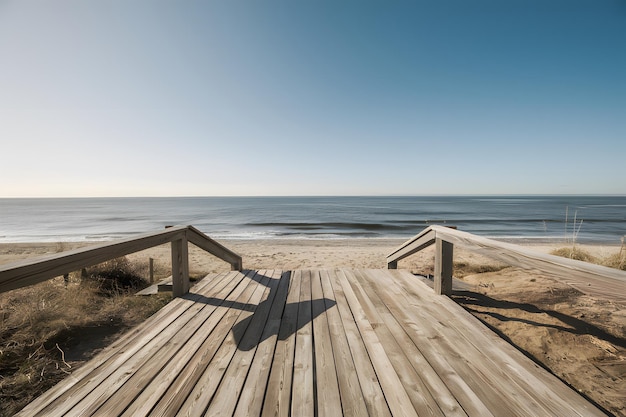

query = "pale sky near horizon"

[1,1,625,197]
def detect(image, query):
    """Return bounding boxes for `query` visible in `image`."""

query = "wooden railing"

[0,225,242,297]
[388,225,626,302]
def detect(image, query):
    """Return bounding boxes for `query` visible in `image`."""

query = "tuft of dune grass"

[551,246,626,271]
[550,247,598,263]
[602,252,626,271]
[453,261,508,278]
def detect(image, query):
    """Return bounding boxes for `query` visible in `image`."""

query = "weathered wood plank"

[291,270,315,416]
[329,270,392,417]
[353,269,460,417]
[381,269,601,417]
[387,278,544,416]
[365,270,469,417]
[206,270,284,416]
[178,271,273,416]
[366,270,496,417]
[146,271,264,416]
[233,271,291,417]
[389,269,606,417]
[113,271,256,416]
[337,269,418,417]
[319,270,370,417]
[310,270,343,416]
[261,270,301,417]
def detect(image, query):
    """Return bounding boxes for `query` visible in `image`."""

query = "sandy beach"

[0,238,621,278]
[1,239,625,416]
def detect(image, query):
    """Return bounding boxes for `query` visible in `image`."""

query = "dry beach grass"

[0,239,625,416]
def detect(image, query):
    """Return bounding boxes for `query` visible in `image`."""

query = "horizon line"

[1,193,625,199]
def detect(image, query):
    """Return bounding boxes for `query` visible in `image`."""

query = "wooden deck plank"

[350,269,459,417]
[359,270,496,417]
[117,270,261,416]
[387,269,606,417]
[205,270,284,416]
[318,270,370,417]
[178,271,273,416]
[18,268,608,417]
[233,271,291,417]
[374,269,597,417]
[337,269,419,417]
[291,270,315,416]
[261,270,302,417]
[310,270,343,416]
[145,270,265,416]
[359,270,468,417]
[366,269,523,415]
[379,270,550,416]
[74,271,253,416]
[329,270,392,417]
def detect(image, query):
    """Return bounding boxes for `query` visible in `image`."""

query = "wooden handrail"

[388,225,626,302]
[0,225,243,296]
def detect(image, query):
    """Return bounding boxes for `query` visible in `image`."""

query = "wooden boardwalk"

[18,269,607,417]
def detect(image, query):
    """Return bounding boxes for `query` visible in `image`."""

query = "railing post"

[434,237,453,296]
[232,258,243,271]
[171,234,190,297]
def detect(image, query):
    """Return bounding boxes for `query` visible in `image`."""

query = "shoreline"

[0,235,622,244]
[0,238,621,273]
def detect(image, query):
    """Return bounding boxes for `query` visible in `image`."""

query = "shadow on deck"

[18,269,608,417]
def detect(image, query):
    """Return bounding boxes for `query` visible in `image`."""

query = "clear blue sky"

[1,1,625,197]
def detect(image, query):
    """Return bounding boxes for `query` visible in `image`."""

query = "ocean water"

[0,196,625,244]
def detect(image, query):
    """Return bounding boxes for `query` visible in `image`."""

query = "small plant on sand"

[564,206,584,249]
[554,206,591,261]
[453,261,508,278]
[85,257,148,296]
[550,246,597,263]
[602,236,626,271]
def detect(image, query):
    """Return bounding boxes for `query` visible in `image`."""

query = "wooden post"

[149,257,154,284]
[434,238,453,295]
[171,236,189,297]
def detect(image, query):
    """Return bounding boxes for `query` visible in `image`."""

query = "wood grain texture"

[186,225,243,270]
[17,269,607,417]
[434,238,453,295]
[171,236,190,297]
[0,225,242,294]
[388,225,626,303]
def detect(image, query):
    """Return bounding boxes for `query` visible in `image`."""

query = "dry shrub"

[550,247,598,263]
[85,257,148,295]
[603,252,626,271]
[551,246,626,271]
[0,258,170,416]
[454,261,508,278]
